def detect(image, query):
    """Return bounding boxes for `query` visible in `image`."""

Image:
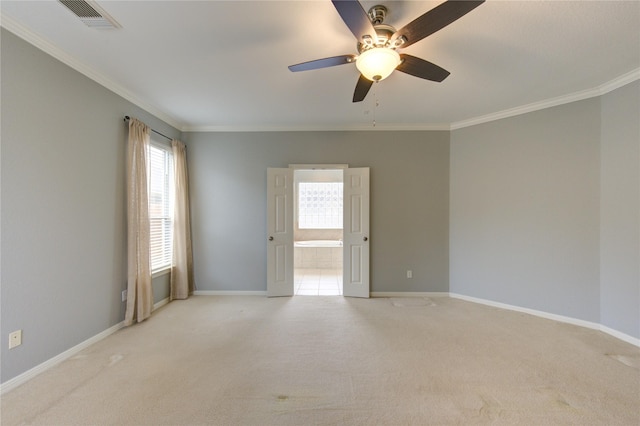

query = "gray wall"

[600,81,640,338]
[1,29,180,383]
[451,83,640,339]
[450,99,602,322]
[184,131,450,294]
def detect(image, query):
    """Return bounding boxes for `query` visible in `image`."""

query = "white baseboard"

[371,292,449,298]
[600,324,640,347]
[449,293,640,348]
[0,321,125,395]
[193,290,268,296]
[153,297,170,311]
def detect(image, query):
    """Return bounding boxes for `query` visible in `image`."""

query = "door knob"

[268,236,274,241]
[363,236,368,242]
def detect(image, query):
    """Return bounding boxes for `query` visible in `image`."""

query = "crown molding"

[182,122,452,133]
[598,67,640,96]
[0,14,184,131]
[451,68,640,130]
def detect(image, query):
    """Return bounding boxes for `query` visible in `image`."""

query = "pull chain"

[372,82,379,128]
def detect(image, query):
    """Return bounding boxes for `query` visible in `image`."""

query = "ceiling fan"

[288,0,485,102]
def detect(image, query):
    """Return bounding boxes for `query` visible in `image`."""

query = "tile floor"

[294,268,342,296]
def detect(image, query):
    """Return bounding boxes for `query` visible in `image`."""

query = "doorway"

[266,166,369,298]
[293,168,344,295]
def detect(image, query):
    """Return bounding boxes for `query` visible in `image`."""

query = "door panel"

[267,168,293,297]
[343,168,370,298]
[350,245,362,283]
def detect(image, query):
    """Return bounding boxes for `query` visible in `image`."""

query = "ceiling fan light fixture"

[355,47,400,82]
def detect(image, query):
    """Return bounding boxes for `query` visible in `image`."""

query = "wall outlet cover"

[9,330,22,349]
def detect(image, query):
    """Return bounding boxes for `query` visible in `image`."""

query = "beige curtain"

[124,118,153,326]
[171,139,194,300]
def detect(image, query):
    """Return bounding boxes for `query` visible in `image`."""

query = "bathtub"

[294,240,343,269]
[294,240,342,248]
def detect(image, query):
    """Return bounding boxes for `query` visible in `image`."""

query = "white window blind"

[148,142,174,272]
[298,182,343,229]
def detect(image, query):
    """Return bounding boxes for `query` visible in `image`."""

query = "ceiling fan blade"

[353,74,373,102]
[331,0,377,43]
[288,55,356,72]
[397,54,450,82]
[390,0,484,48]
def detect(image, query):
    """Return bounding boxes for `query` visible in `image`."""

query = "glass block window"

[299,182,343,229]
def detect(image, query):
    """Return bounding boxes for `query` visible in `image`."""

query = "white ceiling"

[2,0,639,131]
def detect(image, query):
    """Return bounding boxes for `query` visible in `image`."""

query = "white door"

[267,168,294,297]
[343,168,370,298]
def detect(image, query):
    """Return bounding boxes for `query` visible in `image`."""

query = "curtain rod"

[124,116,172,141]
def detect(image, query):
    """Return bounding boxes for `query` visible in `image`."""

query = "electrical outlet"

[9,330,22,349]
[407,270,413,279]
[122,290,128,302]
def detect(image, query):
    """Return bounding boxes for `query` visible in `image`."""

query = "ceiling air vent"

[58,0,121,29]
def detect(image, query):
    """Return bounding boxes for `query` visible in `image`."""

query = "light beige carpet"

[2,296,639,425]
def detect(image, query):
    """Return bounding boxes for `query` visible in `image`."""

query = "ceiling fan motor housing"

[368,5,387,25]
[357,5,400,53]
[357,24,397,53]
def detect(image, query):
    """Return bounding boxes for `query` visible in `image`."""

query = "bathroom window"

[298,182,343,229]
[148,140,174,272]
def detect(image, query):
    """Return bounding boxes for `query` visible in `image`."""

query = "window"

[298,182,343,229]
[148,141,174,272]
